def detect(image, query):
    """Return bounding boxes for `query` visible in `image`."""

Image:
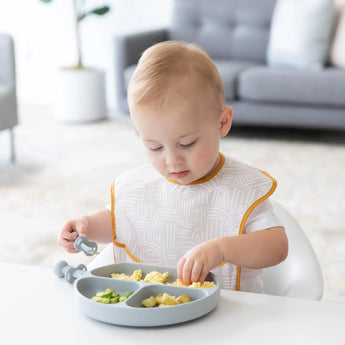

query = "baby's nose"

[166,150,183,166]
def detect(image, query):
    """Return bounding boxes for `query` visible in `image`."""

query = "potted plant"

[40,0,111,123]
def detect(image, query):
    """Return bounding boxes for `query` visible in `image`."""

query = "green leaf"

[79,6,110,21]
[90,6,110,16]
[39,0,54,3]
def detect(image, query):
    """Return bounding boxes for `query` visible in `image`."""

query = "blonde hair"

[127,41,225,111]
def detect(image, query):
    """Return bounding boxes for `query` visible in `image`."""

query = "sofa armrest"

[114,28,169,112]
[0,33,16,86]
[0,33,17,133]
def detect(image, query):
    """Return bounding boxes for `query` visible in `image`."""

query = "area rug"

[1,106,344,302]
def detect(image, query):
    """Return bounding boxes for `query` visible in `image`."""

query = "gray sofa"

[114,0,345,130]
[0,33,18,161]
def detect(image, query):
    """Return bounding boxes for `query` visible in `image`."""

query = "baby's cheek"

[195,155,214,176]
[151,159,166,176]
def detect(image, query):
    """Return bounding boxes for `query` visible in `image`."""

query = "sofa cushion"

[267,0,336,70]
[169,0,276,63]
[238,66,345,107]
[213,60,260,100]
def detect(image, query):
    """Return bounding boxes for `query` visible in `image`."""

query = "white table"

[1,262,344,345]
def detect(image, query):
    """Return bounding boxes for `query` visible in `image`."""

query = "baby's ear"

[219,106,233,137]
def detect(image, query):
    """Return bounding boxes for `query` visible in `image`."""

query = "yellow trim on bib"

[111,179,142,264]
[234,170,277,291]
[166,152,225,185]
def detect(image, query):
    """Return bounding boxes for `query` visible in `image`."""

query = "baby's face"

[131,98,230,185]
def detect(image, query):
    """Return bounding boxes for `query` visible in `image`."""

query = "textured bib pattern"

[113,155,275,290]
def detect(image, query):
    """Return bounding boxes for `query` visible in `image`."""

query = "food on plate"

[111,269,142,281]
[141,295,157,308]
[175,294,194,304]
[111,269,169,284]
[111,269,216,288]
[160,293,178,306]
[91,289,133,304]
[143,271,169,283]
[142,292,193,308]
[168,279,217,289]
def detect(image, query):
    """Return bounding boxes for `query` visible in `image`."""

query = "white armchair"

[259,201,324,300]
[0,33,18,162]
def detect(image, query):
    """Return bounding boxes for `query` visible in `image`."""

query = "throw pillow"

[329,0,345,68]
[267,0,336,70]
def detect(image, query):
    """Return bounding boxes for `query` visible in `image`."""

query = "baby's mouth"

[171,170,189,179]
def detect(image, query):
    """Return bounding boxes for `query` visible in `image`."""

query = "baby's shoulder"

[222,154,261,175]
[220,154,275,185]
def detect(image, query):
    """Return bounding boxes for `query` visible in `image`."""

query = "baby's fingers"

[178,256,193,285]
[180,260,193,286]
[190,262,203,284]
[177,256,186,282]
[58,235,78,253]
[178,257,201,285]
[62,229,77,242]
[60,221,81,252]
[198,265,212,284]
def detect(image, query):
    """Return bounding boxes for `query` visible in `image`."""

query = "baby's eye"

[149,146,163,152]
[180,140,197,148]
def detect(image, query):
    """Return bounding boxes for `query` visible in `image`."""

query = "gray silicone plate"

[74,262,220,327]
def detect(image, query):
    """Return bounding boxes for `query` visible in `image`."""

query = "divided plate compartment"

[74,263,220,327]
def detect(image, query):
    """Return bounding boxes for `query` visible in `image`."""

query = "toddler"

[59,41,288,292]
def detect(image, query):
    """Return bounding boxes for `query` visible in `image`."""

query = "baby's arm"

[177,226,288,285]
[59,208,113,253]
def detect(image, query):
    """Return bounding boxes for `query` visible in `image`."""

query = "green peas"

[91,289,133,304]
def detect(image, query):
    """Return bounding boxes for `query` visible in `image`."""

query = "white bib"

[111,153,276,290]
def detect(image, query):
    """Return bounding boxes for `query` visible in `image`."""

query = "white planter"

[54,68,107,123]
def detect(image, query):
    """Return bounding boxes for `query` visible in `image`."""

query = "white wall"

[0,0,173,115]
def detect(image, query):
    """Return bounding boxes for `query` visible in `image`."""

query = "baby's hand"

[177,239,223,285]
[59,216,89,253]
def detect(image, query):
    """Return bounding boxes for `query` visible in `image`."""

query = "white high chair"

[259,200,324,300]
[88,201,324,301]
